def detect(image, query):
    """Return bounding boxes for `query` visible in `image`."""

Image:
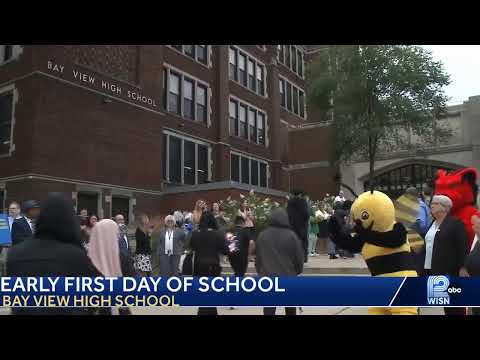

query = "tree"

[307,45,451,192]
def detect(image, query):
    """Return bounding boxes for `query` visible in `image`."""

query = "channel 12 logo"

[427,276,462,305]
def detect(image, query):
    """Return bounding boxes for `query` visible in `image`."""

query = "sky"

[423,45,480,105]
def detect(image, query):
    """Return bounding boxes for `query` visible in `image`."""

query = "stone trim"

[285,161,331,171]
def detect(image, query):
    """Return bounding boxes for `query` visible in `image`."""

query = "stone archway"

[358,159,463,199]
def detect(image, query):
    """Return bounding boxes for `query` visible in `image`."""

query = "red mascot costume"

[434,167,478,250]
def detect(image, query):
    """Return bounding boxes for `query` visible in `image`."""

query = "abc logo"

[448,286,462,294]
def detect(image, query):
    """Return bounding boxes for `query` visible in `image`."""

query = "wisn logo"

[427,276,462,305]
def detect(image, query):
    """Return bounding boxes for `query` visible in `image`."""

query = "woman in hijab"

[88,219,136,315]
[7,193,101,315]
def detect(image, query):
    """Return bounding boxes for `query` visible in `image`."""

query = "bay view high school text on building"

[0,45,337,221]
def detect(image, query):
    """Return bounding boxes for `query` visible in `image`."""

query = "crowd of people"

[0,191,312,316]
[1,183,480,316]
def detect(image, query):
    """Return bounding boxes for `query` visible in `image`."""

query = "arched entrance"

[360,159,463,199]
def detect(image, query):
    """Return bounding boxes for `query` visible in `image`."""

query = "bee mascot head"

[350,191,396,233]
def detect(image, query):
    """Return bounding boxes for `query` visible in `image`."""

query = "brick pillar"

[215,45,231,181]
[102,189,112,220]
[137,46,164,104]
[266,50,284,190]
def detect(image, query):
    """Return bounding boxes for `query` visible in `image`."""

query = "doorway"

[112,196,130,223]
[77,192,99,216]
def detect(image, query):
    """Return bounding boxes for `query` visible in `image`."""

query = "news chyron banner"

[0,276,478,308]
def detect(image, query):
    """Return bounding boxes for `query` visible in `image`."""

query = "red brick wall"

[6,178,75,206]
[288,125,335,165]
[290,167,338,201]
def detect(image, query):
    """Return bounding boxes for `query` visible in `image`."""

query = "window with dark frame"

[231,154,240,182]
[229,47,237,81]
[2,46,13,62]
[184,45,195,58]
[168,72,181,115]
[251,160,259,186]
[0,92,13,154]
[257,65,264,96]
[196,45,207,64]
[230,153,268,188]
[239,104,247,139]
[279,79,285,107]
[196,84,207,124]
[171,45,182,52]
[229,99,238,136]
[238,53,247,86]
[248,59,256,92]
[241,157,250,184]
[260,163,267,187]
[168,136,182,183]
[285,45,291,68]
[291,46,297,73]
[286,82,292,111]
[197,145,208,184]
[293,87,299,115]
[230,97,266,146]
[299,90,305,118]
[165,133,210,185]
[248,108,257,143]
[230,46,266,96]
[298,50,303,76]
[258,113,265,145]
[183,78,194,120]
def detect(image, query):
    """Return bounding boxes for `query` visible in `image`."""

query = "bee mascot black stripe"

[328,190,418,315]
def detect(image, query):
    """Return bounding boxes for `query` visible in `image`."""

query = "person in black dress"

[191,211,228,315]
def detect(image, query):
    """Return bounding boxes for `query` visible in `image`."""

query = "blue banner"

[0,214,11,246]
[0,276,477,307]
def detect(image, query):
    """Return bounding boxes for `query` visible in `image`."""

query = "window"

[260,163,267,187]
[248,59,256,92]
[164,133,211,185]
[184,140,196,185]
[251,160,259,186]
[0,92,13,155]
[169,45,210,66]
[229,46,266,96]
[183,78,194,120]
[256,65,264,96]
[299,90,305,118]
[279,79,285,107]
[1,46,13,63]
[239,104,248,139]
[229,99,238,136]
[280,77,306,119]
[286,82,292,111]
[277,45,304,78]
[168,136,182,183]
[196,45,207,64]
[231,154,240,182]
[277,45,284,63]
[164,67,210,123]
[184,45,195,58]
[197,145,208,184]
[241,157,250,184]
[291,46,297,73]
[168,72,181,114]
[230,153,268,188]
[248,109,257,142]
[196,84,207,124]
[297,50,303,76]
[293,87,299,115]
[229,47,237,80]
[230,97,267,146]
[258,113,265,145]
[285,46,291,68]
[238,53,247,86]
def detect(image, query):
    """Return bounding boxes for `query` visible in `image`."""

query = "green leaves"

[307,45,451,183]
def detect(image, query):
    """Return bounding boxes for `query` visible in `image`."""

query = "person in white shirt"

[156,215,185,276]
[7,201,22,231]
[334,190,346,204]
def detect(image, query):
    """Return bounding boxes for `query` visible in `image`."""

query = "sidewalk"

[222,254,369,275]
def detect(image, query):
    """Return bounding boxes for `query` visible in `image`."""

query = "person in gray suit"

[156,215,186,276]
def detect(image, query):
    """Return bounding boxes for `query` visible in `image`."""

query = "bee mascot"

[328,190,418,315]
